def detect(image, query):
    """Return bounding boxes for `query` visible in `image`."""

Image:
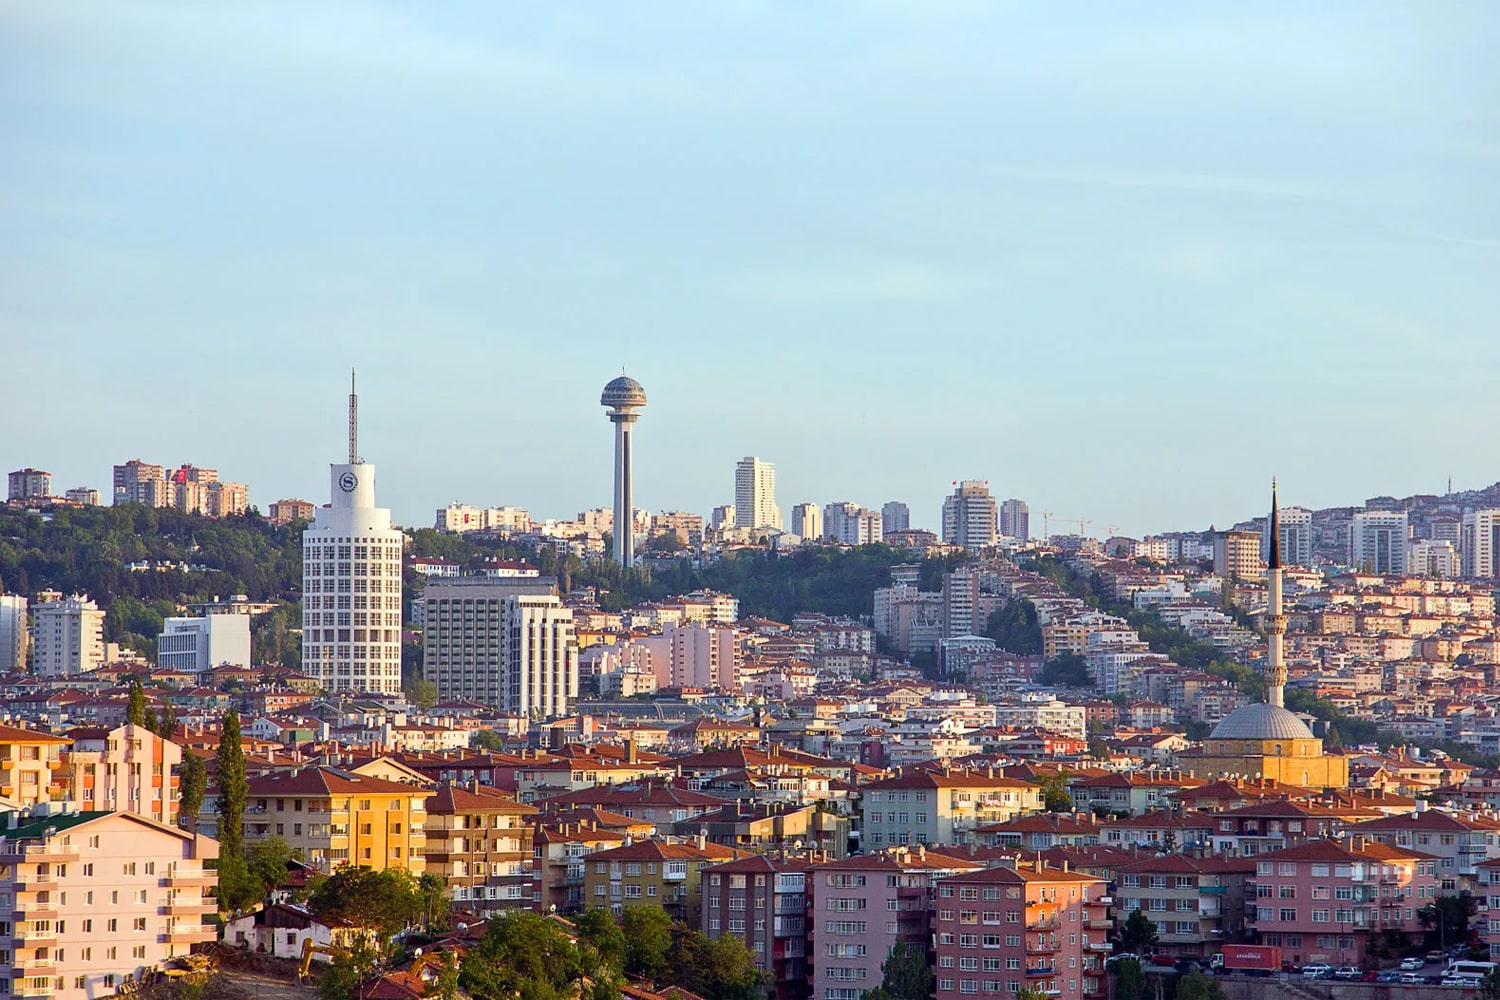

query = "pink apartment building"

[0,809,217,1000]
[1247,837,1438,967]
[808,848,982,1000]
[933,861,1108,1000]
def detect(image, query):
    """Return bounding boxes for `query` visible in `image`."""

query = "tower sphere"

[601,375,647,409]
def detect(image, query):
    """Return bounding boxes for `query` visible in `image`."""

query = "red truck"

[1212,945,1282,977]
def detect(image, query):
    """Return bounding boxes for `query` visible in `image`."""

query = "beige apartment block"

[61,724,183,826]
[0,727,71,810]
[244,766,431,873]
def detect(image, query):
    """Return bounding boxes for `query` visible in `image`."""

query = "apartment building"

[29,594,105,678]
[112,461,166,507]
[999,499,1030,542]
[1461,509,1500,580]
[702,855,812,1000]
[809,848,982,1000]
[0,596,26,672]
[421,578,578,718]
[63,489,99,507]
[735,458,780,531]
[424,782,537,915]
[1349,511,1410,575]
[63,723,183,825]
[932,860,1109,1000]
[1114,855,1254,960]
[243,766,432,873]
[1246,837,1438,967]
[268,499,317,525]
[1343,809,1500,893]
[942,482,997,551]
[882,502,911,536]
[157,614,252,673]
[1213,530,1262,580]
[531,823,627,914]
[637,621,740,692]
[823,504,882,546]
[0,809,217,1000]
[0,726,71,808]
[581,837,737,925]
[862,769,1044,848]
[7,470,51,501]
[791,504,822,543]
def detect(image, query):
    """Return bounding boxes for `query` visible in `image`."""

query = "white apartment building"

[0,808,217,1000]
[1263,504,1313,567]
[421,578,577,718]
[881,501,910,535]
[1213,530,1262,580]
[156,614,251,673]
[435,502,532,534]
[63,488,99,506]
[790,503,822,542]
[0,595,26,672]
[112,460,166,507]
[941,481,997,550]
[30,593,105,677]
[301,382,404,695]
[992,697,1087,739]
[734,457,780,530]
[1410,539,1459,579]
[823,503,881,545]
[1461,509,1500,579]
[1350,510,1410,575]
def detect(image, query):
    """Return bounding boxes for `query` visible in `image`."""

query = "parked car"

[1429,951,1449,963]
[1333,966,1361,980]
[1376,972,1401,983]
[1302,964,1333,979]
[1400,973,1425,985]
[1401,958,1426,971]
[1442,975,1484,989]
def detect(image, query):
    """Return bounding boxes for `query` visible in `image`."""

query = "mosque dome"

[1208,703,1316,741]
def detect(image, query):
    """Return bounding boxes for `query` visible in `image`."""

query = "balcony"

[1027,941,1060,954]
[161,869,215,887]
[1086,942,1112,952]
[12,903,59,921]
[1027,918,1059,931]
[1085,919,1111,930]
[0,842,79,863]
[1199,885,1226,895]
[16,955,57,972]
[1026,966,1055,977]
[163,897,217,916]
[162,923,216,944]
[12,925,56,945]
[14,982,54,999]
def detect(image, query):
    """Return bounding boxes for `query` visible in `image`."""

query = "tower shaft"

[348,369,358,465]
[613,417,635,567]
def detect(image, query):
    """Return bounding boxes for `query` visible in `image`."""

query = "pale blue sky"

[3,2,1497,536]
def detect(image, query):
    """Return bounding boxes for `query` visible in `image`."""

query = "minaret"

[1266,478,1288,709]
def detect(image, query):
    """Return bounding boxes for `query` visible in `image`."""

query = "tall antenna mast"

[348,368,358,464]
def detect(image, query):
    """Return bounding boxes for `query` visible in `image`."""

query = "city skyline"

[4,4,1497,537]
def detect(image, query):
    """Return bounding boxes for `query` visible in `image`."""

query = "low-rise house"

[223,903,377,959]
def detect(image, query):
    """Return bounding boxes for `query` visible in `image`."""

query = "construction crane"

[1075,518,1093,537]
[1040,510,1055,539]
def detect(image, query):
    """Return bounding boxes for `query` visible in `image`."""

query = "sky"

[3,2,1497,537]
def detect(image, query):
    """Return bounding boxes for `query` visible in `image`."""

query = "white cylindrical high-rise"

[302,371,404,695]
[601,375,647,568]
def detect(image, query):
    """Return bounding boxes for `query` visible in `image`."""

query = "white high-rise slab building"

[999,498,1029,541]
[791,503,822,541]
[301,372,404,694]
[158,614,252,673]
[0,594,27,671]
[942,480,997,550]
[881,501,910,535]
[734,456,780,530]
[1461,509,1500,579]
[421,578,577,717]
[1349,510,1409,575]
[31,591,106,676]
[1263,504,1313,567]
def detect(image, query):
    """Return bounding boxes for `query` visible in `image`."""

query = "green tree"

[247,836,295,899]
[985,601,1043,655]
[470,729,506,751]
[1120,910,1159,954]
[1175,969,1222,1000]
[1036,772,1073,813]
[217,852,257,912]
[406,678,439,710]
[460,910,586,1000]
[308,867,425,939]
[1419,894,1476,947]
[318,939,382,1000]
[876,940,932,1000]
[1112,959,1144,1000]
[178,749,206,834]
[417,872,450,931]
[622,905,673,980]
[576,908,627,975]
[1479,968,1500,1000]
[1040,653,1089,688]
[156,700,179,739]
[675,932,767,1000]
[215,709,247,862]
[127,678,147,726]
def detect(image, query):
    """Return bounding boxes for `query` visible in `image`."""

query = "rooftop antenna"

[348,368,358,464]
